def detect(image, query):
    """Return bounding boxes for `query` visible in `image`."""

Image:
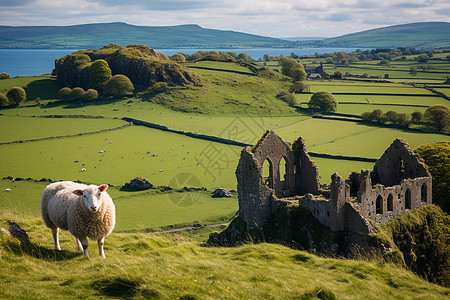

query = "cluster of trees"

[0,87,27,107]
[303,48,431,65]
[58,59,135,102]
[170,51,255,63]
[361,105,450,132]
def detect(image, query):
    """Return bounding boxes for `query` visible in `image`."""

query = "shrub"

[379,60,390,66]
[308,91,338,112]
[6,87,26,106]
[170,53,186,62]
[289,81,308,93]
[83,89,99,101]
[58,87,72,100]
[103,74,134,97]
[89,59,112,91]
[424,105,450,132]
[276,91,296,106]
[361,109,383,122]
[411,111,422,124]
[0,72,11,79]
[333,71,343,79]
[69,87,86,101]
[0,93,8,106]
[415,141,450,213]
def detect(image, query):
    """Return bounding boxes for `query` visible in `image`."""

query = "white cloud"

[0,0,448,37]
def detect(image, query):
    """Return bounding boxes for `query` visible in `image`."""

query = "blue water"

[0,47,367,77]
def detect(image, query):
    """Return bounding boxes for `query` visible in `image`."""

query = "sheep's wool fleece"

[41,181,115,240]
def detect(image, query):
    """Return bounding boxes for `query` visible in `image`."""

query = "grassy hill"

[313,22,450,48]
[0,22,294,49]
[0,208,448,299]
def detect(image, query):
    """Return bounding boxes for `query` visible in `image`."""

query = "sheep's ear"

[73,190,83,196]
[99,184,108,192]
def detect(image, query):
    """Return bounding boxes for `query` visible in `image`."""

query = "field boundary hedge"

[186,66,255,76]
[0,123,131,145]
[123,117,378,163]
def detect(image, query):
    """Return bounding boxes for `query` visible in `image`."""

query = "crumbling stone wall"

[236,132,432,234]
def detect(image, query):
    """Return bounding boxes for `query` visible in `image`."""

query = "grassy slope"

[0,209,448,300]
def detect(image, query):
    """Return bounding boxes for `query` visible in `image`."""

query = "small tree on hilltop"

[6,87,26,106]
[58,87,72,100]
[308,91,338,112]
[89,59,112,92]
[424,105,450,132]
[0,72,11,80]
[0,93,8,106]
[103,74,134,97]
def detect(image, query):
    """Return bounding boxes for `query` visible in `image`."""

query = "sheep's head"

[73,184,108,213]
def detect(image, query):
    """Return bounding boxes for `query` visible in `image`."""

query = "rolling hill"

[0,22,294,49]
[312,22,450,48]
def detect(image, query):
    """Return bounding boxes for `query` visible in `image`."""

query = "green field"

[0,57,449,232]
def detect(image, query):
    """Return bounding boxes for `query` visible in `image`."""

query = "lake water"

[0,47,366,77]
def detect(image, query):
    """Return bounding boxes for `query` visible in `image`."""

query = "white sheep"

[40,181,115,258]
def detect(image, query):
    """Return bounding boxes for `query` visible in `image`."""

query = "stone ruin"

[236,130,432,235]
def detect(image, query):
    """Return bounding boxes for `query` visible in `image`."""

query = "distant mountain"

[0,22,295,49]
[311,22,450,48]
[281,37,325,41]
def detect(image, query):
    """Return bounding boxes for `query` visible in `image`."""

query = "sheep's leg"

[98,237,105,258]
[51,228,61,250]
[76,238,83,251]
[80,237,89,257]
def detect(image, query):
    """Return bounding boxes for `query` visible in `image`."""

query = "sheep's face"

[73,184,108,213]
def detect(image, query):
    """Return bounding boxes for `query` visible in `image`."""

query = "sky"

[0,0,448,38]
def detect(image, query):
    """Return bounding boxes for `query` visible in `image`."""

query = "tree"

[409,67,417,76]
[415,141,450,213]
[0,72,11,79]
[396,113,409,127]
[0,93,8,106]
[83,89,99,101]
[383,111,398,124]
[263,54,270,61]
[416,54,429,63]
[89,59,112,91]
[411,111,423,124]
[308,91,338,112]
[170,53,186,62]
[278,57,307,81]
[333,71,343,79]
[69,87,85,101]
[58,87,72,100]
[424,105,450,132]
[290,81,308,93]
[6,87,26,106]
[276,91,296,106]
[103,74,134,97]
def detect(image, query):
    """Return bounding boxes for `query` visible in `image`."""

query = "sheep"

[41,181,115,258]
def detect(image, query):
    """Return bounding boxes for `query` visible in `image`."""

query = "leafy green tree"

[0,93,8,106]
[237,52,254,63]
[263,54,270,61]
[0,72,11,79]
[415,141,450,213]
[103,74,134,97]
[333,71,343,79]
[278,57,307,81]
[170,53,186,62]
[308,91,338,112]
[409,67,417,76]
[424,105,450,132]
[89,59,112,91]
[58,87,72,100]
[83,89,99,101]
[396,113,409,127]
[383,111,398,124]
[276,91,296,106]
[6,87,26,106]
[416,54,429,63]
[69,87,85,101]
[411,111,422,124]
[290,81,308,93]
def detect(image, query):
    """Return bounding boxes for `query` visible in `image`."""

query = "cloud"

[86,0,222,11]
[0,0,36,7]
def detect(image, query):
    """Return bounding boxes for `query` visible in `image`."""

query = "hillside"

[309,22,450,48]
[0,208,448,299]
[0,22,294,49]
